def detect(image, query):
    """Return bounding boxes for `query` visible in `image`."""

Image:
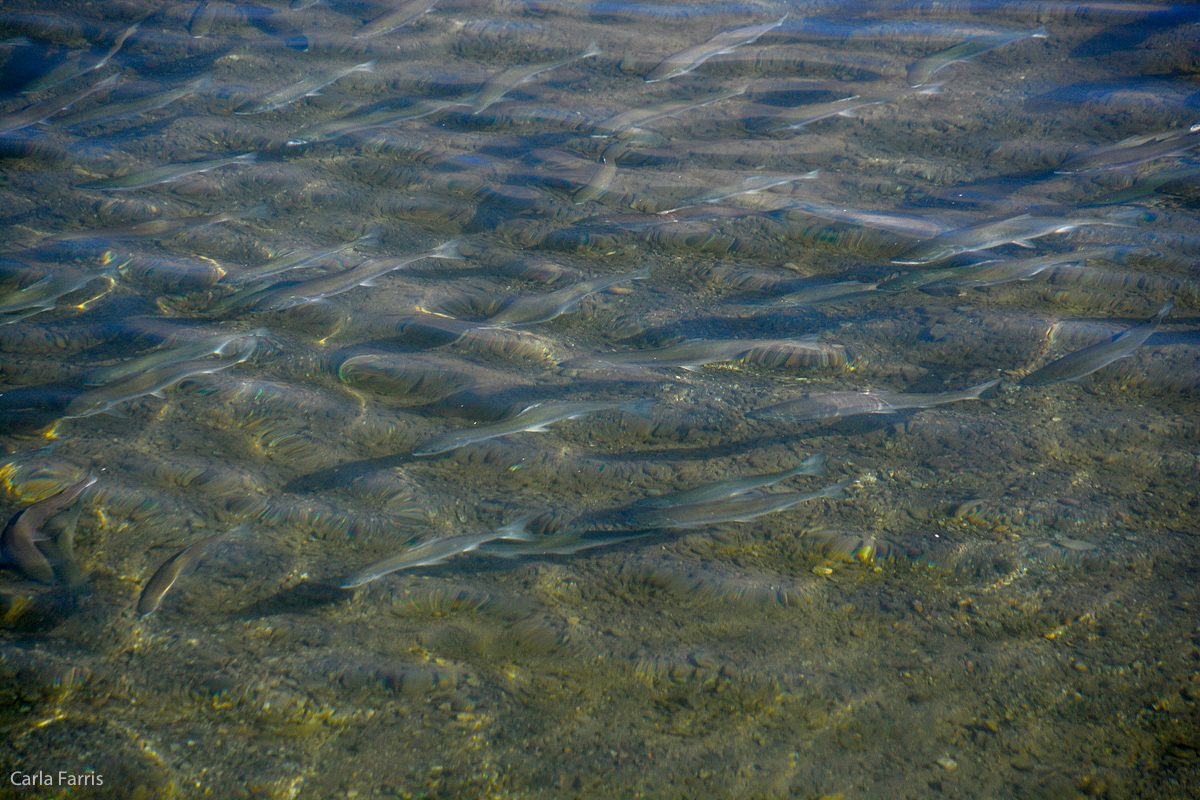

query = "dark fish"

[1,474,97,585]
[137,525,244,615]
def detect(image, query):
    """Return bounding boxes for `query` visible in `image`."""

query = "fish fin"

[430,238,465,260]
[102,407,129,418]
[498,513,540,541]
[970,378,1002,397]
[1013,240,1035,248]
[800,452,828,476]
[360,278,378,287]
[356,60,377,71]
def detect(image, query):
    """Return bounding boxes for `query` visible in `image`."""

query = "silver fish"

[188,2,216,38]
[639,453,827,509]
[592,84,749,139]
[286,98,464,146]
[64,342,256,419]
[891,212,1134,265]
[472,42,600,113]
[53,74,214,128]
[1056,123,1200,174]
[137,525,244,615]
[84,152,257,191]
[760,280,880,307]
[751,379,1000,421]
[223,226,381,285]
[341,515,537,587]
[413,398,654,456]
[235,61,376,115]
[0,72,121,135]
[645,14,788,82]
[22,21,138,94]
[1,474,97,585]
[572,142,624,205]
[354,0,439,38]
[239,238,461,312]
[46,204,269,243]
[634,478,849,529]
[84,328,267,385]
[1022,300,1172,386]
[659,170,820,214]
[0,261,123,323]
[484,265,649,326]
[782,198,950,239]
[907,26,1048,87]
[878,248,1121,291]
[565,335,836,371]
[764,85,941,132]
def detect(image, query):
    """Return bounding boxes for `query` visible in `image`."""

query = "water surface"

[1,0,1198,797]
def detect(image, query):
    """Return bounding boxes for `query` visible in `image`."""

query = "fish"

[471,42,600,113]
[53,74,214,128]
[877,248,1122,291]
[354,0,439,38]
[565,335,837,371]
[591,84,749,139]
[340,515,538,587]
[84,328,268,385]
[907,26,1048,87]
[781,198,950,239]
[0,474,97,585]
[750,379,1001,421]
[571,142,624,205]
[0,261,123,324]
[188,2,216,38]
[84,152,257,191]
[632,478,849,529]
[45,204,269,243]
[760,85,942,132]
[235,61,376,115]
[891,212,1135,265]
[63,341,256,419]
[484,265,649,327]
[0,72,121,135]
[1055,123,1200,174]
[286,98,464,146]
[223,226,381,285]
[658,170,820,214]
[1021,300,1172,386]
[645,14,788,82]
[638,453,827,509]
[22,21,139,94]
[137,525,244,615]
[412,398,655,456]
[758,279,880,307]
[234,238,462,312]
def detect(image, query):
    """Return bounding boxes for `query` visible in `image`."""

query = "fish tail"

[431,238,466,260]
[499,513,541,541]
[966,378,1002,399]
[798,452,827,476]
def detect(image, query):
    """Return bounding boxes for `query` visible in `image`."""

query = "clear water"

[0,1,1198,797]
